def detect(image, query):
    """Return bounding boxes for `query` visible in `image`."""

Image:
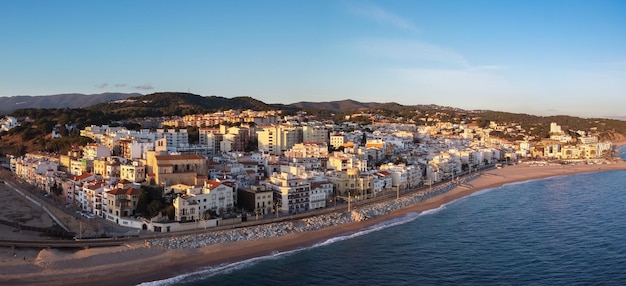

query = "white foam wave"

[467,187,498,197]
[137,250,293,286]
[139,200,457,285]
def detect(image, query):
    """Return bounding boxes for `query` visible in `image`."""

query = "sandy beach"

[2,159,626,286]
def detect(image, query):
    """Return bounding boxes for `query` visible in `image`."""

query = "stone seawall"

[147,173,480,250]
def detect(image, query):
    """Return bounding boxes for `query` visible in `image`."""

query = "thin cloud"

[347,3,419,33]
[134,84,154,90]
[388,67,519,107]
[96,83,108,89]
[597,61,626,66]
[353,38,470,68]
[470,65,508,71]
[114,83,127,87]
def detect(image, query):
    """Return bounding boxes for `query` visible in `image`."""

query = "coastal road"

[0,237,133,249]
[0,164,493,249]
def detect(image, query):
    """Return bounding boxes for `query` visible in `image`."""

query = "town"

[2,109,616,236]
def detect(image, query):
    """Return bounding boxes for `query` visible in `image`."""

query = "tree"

[476,118,490,128]
[146,200,164,217]
[59,124,69,137]
[162,205,175,220]
[136,186,166,218]
[51,181,63,196]
[186,126,199,144]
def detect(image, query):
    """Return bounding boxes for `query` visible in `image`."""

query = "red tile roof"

[71,173,94,182]
[155,154,205,161]
[107,187,141,196]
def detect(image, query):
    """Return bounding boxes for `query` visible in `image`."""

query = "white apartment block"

[302,125,328,144]
[579,136,598,144]
[199,128,220,145]
[173,180,235,221]
[69,159,84,176]
[199,131,223,156]
[158,128,189,150]
[267,171,311,214]
[81,125,189,154]
[120,162,146,183]
[330,133,346,149]
[257,125,301,155]
[379,163,409,189]
[310,181,331,210]
[0,116,18,132]
[173,194,201,222]
[124,139,154,160]
[285,142,329,159]
[550,122,562,134]
[83,143,111,160]
[82,180,106,216]
[327,152,368,172]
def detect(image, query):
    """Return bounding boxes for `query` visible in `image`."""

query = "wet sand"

[2,160,626,286]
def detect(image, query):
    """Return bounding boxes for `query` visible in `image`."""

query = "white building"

[310,181,332,210]
[267,171,311,214]
[173,180,235,221]
[120,161,146,183]
[83,143,111,160]
[285,142,329,159]
[257,125,301,155]
[0,116,19,132]
[330,133,346,149]
[302,125,328,144]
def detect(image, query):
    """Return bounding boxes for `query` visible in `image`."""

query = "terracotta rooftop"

[107,187,141,196]
[71,173,94,182]
[155,154,205,161]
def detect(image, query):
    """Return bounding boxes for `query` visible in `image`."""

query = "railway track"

[0,237,135,249]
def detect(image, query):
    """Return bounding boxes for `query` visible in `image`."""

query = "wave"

[139,195,469,285]
[137,250,291,286]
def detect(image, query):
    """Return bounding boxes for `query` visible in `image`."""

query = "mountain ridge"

[2,92,626,156]
[0,93,142,115]
[4,92,622,120]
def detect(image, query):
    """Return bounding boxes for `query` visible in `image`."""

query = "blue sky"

[1,1,625,117]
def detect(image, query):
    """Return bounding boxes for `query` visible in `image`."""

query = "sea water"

[143,148,626,285]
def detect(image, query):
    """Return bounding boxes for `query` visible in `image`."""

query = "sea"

[143,146,626,286]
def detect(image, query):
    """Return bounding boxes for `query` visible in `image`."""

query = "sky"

[1,0,625,118]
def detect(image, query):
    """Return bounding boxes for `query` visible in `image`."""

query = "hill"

[290,99,407,113]
[0,93,141,115]
[2,92,626,156]
[86,92,298,117]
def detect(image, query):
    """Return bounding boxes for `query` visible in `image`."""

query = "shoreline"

[3,160,626,286]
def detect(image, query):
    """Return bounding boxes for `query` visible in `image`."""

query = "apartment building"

[103,184,141,220]
[145,151,208,186]
[120,161,146,183]
[267,171,311,214]
[285,142,329,159]
[330,133,347,149]
[257,125,302,155]
[82,143,111,160]
[302,125,328,144]
[237,184,275,216]
[172,179,235,220]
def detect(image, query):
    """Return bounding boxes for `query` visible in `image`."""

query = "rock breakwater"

[147,173,480,250]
